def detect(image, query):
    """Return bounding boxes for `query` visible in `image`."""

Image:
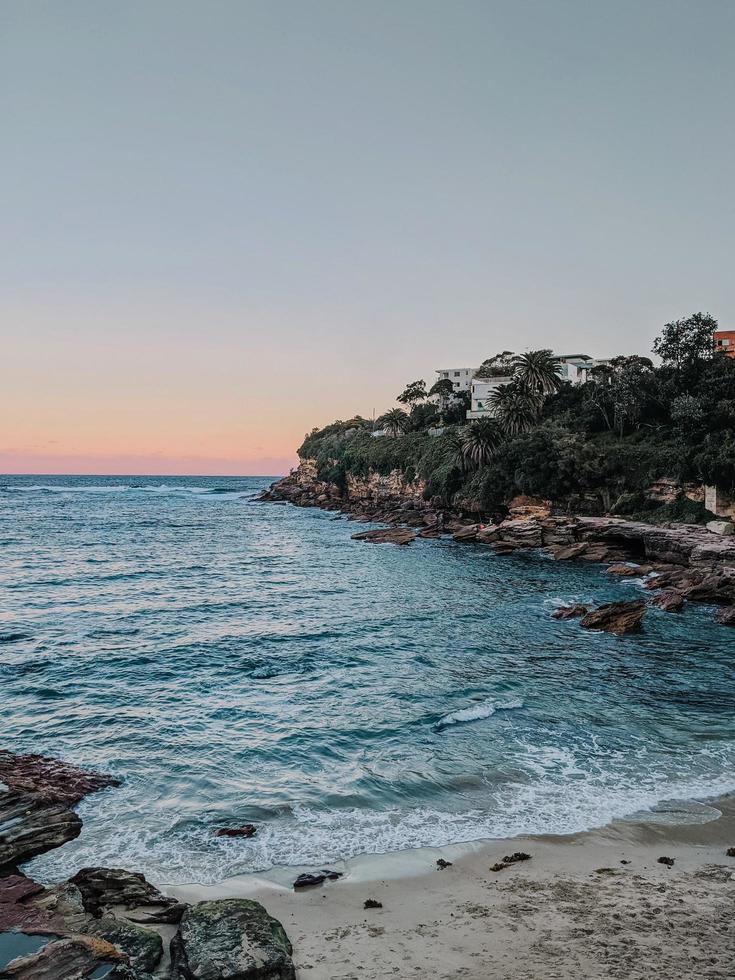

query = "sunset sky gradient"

[3,1,734,474]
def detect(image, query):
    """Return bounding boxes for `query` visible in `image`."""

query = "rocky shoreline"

[0,751,296,979]
[260,465,735,629]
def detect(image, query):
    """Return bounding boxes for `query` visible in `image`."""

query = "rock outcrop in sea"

[0,751,295,979]
[260,462,735,627]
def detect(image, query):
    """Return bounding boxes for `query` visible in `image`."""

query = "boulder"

[715,607,735,626]
[494,518,543,549]
[551,604,589,620]
[68,867,175,916]
[292,870,343,889]
[174,898,295,980]
[547,542,588,561]
[580,600,646,635]
[350,527,415,545]
[0,936,123,979]
[0,791,82,868]
[0,751,119,807]
[706,520,735,536]
[507,495,552,519]
[606,563,652,576]
[452,524,480,542]
[651,590,685,612]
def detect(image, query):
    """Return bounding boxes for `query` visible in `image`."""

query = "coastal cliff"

[263,460,735,625]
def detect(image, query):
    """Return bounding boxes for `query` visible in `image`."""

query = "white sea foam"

[436,697,523,729]
[27,758,735,887]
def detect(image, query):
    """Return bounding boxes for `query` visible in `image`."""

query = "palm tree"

[460,419,502,468]
[378,408,409,436]
[489,382,541,436]
[512,349,562,396]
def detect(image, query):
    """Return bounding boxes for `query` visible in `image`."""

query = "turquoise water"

[1,475,734,885]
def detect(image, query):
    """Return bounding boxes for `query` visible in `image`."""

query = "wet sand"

[166,796,735,979]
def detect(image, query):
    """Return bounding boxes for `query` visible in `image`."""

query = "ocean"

[1,474,733,885]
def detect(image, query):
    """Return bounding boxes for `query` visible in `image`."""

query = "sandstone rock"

[551,604,589,620]
[651,590,685,612]
[68,867,175,916]
[606,563,652,576]
[174,898,295,980]
[0,936,122,979]
[452,524,480,542]
[547,542,588,561]
[0,751,119,807]
[350,527,415,545]
[507,495,552,519]
[128,902,188,925]
[493,518,543,549]
[715,607,735,626]
[475,524,500,543]
[0,790,82,868]
[706,520,735,536]
[580,600,646,635]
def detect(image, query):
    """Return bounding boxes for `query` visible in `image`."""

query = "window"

[454,371,460,377]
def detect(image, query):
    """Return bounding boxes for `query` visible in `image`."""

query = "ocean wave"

[26,761,735,887]
[436,697,523,730]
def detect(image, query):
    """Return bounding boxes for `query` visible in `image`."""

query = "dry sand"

[167,797,735,979]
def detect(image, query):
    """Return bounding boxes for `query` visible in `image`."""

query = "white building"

[555,353,610,384]
[434,367,477,393]
[466,375,514,419]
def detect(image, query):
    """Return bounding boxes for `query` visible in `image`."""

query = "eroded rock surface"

[580,600,646,635]
[68,867,175,917]
[174,898,295,980]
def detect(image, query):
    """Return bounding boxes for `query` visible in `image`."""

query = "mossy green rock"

[177,899,295,980]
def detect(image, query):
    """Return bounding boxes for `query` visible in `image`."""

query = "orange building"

[714,329,735,357]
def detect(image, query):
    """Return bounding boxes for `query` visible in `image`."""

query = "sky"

[2,0,734,475]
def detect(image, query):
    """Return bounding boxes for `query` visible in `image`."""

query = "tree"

[441,389,471,425]
[489,381,541,435]
[397,380,427,405]
[378,408,410,436]
[475,351,515,379]
[652,312,718,370]
[512,349,563,396]
[408,401,440,431]
[460,419,503,469]
[428,378,456,400]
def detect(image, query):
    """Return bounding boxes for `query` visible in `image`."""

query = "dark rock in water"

[715,607,735,626]
[490,862,508,872]
[657,856,675,867]
[292,870,343,889]
[68,867,175,916]
[363,899,383,909]
[651,590,684,612]
[351,527,416,545]
[725,847,735,857]
[215,824,257,839]
[436,859,452,870]
[0,750,119,807]
[551,604,589,620]
[502,852,531,864]
[0,936,122,979]
[580,600,646,635]
[0,791,82,868]
[174,898,295,979]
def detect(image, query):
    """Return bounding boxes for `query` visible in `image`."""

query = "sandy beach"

[167,798,735,980]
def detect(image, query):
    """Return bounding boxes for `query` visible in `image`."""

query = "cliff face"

[270,459,426,509]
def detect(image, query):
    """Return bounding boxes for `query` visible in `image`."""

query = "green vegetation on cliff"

[298,313,735,517]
